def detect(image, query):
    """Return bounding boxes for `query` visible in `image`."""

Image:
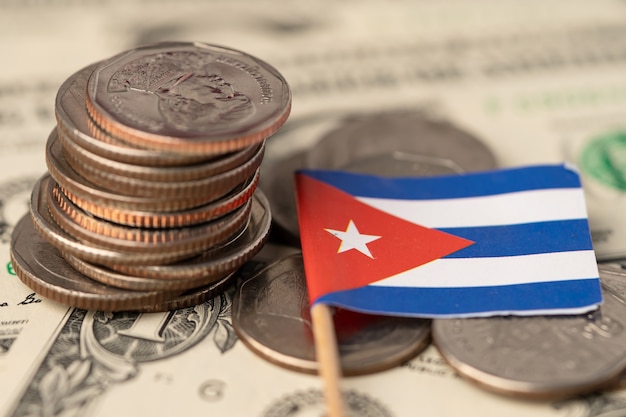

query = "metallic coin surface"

[47,182,251,254]
[136,272,235,313]
[261,150,307,245]
[10,214,174,311]
[30,175,208,266]
[599,259,626,276]
[86,41,291,155]
[60,132,264,198]
[55,64,209,167]
[49,129,261,202]
[59,126,261,182]
[432,269,626,399]
[263,111,496,244]
[46,131,233,212]
[111,190,272,279]
[64,253,232,292]
[60,169,259,228]
[306,111,497,172]
[232,254,432,376]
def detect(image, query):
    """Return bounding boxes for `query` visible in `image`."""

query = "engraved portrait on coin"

[106,51,255,133]
[86,42,291,154]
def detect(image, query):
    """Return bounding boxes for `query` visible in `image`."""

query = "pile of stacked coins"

[9,42,291,312]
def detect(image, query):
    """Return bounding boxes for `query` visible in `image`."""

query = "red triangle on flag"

[295,173,474,304]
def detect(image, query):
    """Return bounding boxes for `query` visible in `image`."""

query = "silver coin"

[232,253,431,376]
[11,213,237,312]
[10,213,174,311]
[86,41,291,155]
[60,169,259,229]
[598,264,626,389]
[262,110,496,244]
[261,149,308,246]
[47,181,251,255]
[432,269,626,399]
[306,111,497,171]
[49,129,263,200]
[136,272,235,313]
[110,190,272,280]
[31,174,213,266]
[59,125,262,182]
[46,130,239,212]
[64,253,232,292]
[599,259,626,276]
[55,64,211,167]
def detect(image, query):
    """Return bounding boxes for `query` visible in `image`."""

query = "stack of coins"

[9,41,291,312]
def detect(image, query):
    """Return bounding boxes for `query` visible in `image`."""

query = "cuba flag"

[295,164,602,318]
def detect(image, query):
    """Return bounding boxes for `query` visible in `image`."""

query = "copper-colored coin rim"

[11,216,235,312]
[10,215,175,312]
[50,182,248,245]
[54,63,211,167]
[59,131,265,198]
[232,254,432,377]
[63,252,232,292]
[46,130,240,212]
[59,125,261,182]
[135,271,236,313]
[61,169,259,228]
[48,181,252,254]
[87,93,290,156]
[111,190,271,279]
[85,42,291,155]
[30,175,216,266]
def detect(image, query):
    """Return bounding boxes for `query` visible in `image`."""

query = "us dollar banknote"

[3,1,626,416]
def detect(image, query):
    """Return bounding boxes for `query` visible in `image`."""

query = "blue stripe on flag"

[299,164,581,200]
[316,279,602,317]
[440,219,593,258]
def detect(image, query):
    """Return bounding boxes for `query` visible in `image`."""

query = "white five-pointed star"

[324,220,381,259]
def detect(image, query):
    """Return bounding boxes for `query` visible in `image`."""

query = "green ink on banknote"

[580,131,626,191]
[6,261,15,276]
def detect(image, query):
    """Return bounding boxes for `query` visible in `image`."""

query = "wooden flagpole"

[311,303,346,417]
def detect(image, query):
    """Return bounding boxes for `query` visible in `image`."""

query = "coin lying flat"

[263,110,497,244]
[599,259,626,276]
[64,253,232,292]
[86,41,291,155]
[232,253,431,376]
[31,175,212,266]
[11,214,237,312]
[60,169,259,228]
[111,189,272,280]
[48,129,262,203]
[598,263,626,390]
[55,64,210,167]
[48,181,251,254]
[59,131,264,199]
[10,214,174,311]
[46,132,231,213]
[432,269,626,399]
[59,125,261,182]
[136,272,235,313]
[306,111,497,171]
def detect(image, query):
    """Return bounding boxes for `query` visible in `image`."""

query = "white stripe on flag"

[358,188,587,228]
[370,250,598,288]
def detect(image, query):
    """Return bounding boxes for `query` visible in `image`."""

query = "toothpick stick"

[311,303,346,417]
